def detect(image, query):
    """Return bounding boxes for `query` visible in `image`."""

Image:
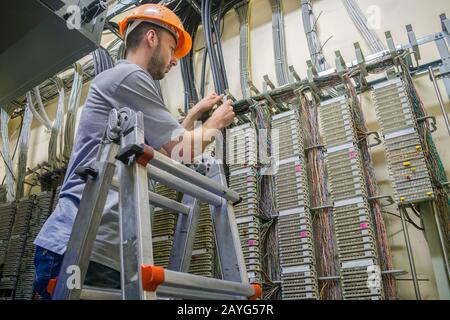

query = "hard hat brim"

[174,28,192,59]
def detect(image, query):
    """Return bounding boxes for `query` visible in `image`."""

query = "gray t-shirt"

[34,60,185,270]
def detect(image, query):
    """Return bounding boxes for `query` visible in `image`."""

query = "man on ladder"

[33,3,235,299]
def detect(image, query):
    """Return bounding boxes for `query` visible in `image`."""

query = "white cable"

[15,104,33,199]
[236,2,251,98]
[48,77,65,169]
[270,0,290,86]
[33,87,54,129]
[0,108,15,202]
[63,63,84,159]
[341,0,385,53]
[301,0,328,72]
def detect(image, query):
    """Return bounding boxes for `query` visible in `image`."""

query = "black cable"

[403,208,424,231]
[200,48,208,98]
[382,210,424,231]
[409,204,422,219]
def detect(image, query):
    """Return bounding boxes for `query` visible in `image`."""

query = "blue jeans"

[33,246,120,300]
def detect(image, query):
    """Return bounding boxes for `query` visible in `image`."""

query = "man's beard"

[148,44,167,80]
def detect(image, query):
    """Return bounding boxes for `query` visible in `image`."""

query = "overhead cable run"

[180,5,201,112]
[201,0,229,94]
[341,0,386,53]
[0,108,15,202]
[63,63,84,160]
[92,47,115,75]
[14,105,33,200]
[48,77,66,170]
[270,0,291,86]
[301,0,329,72]
[235,1,252,99]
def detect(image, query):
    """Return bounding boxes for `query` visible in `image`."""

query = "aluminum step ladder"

[48,107,261,300]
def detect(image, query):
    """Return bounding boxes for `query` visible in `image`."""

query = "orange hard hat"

[118,4,192,58]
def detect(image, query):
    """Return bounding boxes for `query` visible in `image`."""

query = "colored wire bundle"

[343,74,397,299]
[397,57,450,252]
[298,90,341,300]
[251,102,281,299]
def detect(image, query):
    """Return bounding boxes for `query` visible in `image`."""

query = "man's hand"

[182,92,229,130]
[205,99,235,130]
[192,93,224,115]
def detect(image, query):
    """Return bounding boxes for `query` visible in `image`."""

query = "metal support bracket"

[407,24,421,64]
[354,42,368,88]
[417,115,438,133]
[385,31,399,62]
[289,65,301,82]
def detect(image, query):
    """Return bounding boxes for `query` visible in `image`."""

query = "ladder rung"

[80,286,121,300]
[79,286,246,300]
[142,266,260,299]
[157,286,246,300]
[150,152,241,203]
[148,166,222,206]
[148,191,189,215]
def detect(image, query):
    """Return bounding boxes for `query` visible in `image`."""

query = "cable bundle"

[14,105,33,199]
[48,77,65,170]
[299,90,341,300]
[180,5,201,112]
[341,0,385,54]
[235,1,252,98]
[343,75,397,299]
[92,47,115,76]
[26,88,52,130]
[270,0,290,86]
[397,58,450,253]
[0,108,15,202]
[63,63,84,159]
[201,0,228,94]
[252,102,281,299]
[301,0,328,72]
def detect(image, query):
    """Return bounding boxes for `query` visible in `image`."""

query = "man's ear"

[146,29,159,49]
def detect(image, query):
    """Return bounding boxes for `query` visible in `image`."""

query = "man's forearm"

[164,124,218,162]
[181,107,201,131]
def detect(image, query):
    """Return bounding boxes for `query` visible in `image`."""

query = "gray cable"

[15,104,33,199]
[0,108,15,201]
[301,0,328,72]
[341,0,385,53]
[270,0,291,86]
[235,1,251,98]
[48,77,65,169]
[63,63,84,159]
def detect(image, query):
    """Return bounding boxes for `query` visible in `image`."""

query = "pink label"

[349,151,358,159]
[360,223,369,229]
[295,165,302,172]
[248,240,256,246]
[246,177,253,183]
[300,231,309,238]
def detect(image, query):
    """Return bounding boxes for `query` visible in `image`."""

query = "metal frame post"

[118,110,154,300]
[53,141,119,300]
[206,156,248,283]
[418,201,450,300]
[399,206,422,300]
[168,195,201,272]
